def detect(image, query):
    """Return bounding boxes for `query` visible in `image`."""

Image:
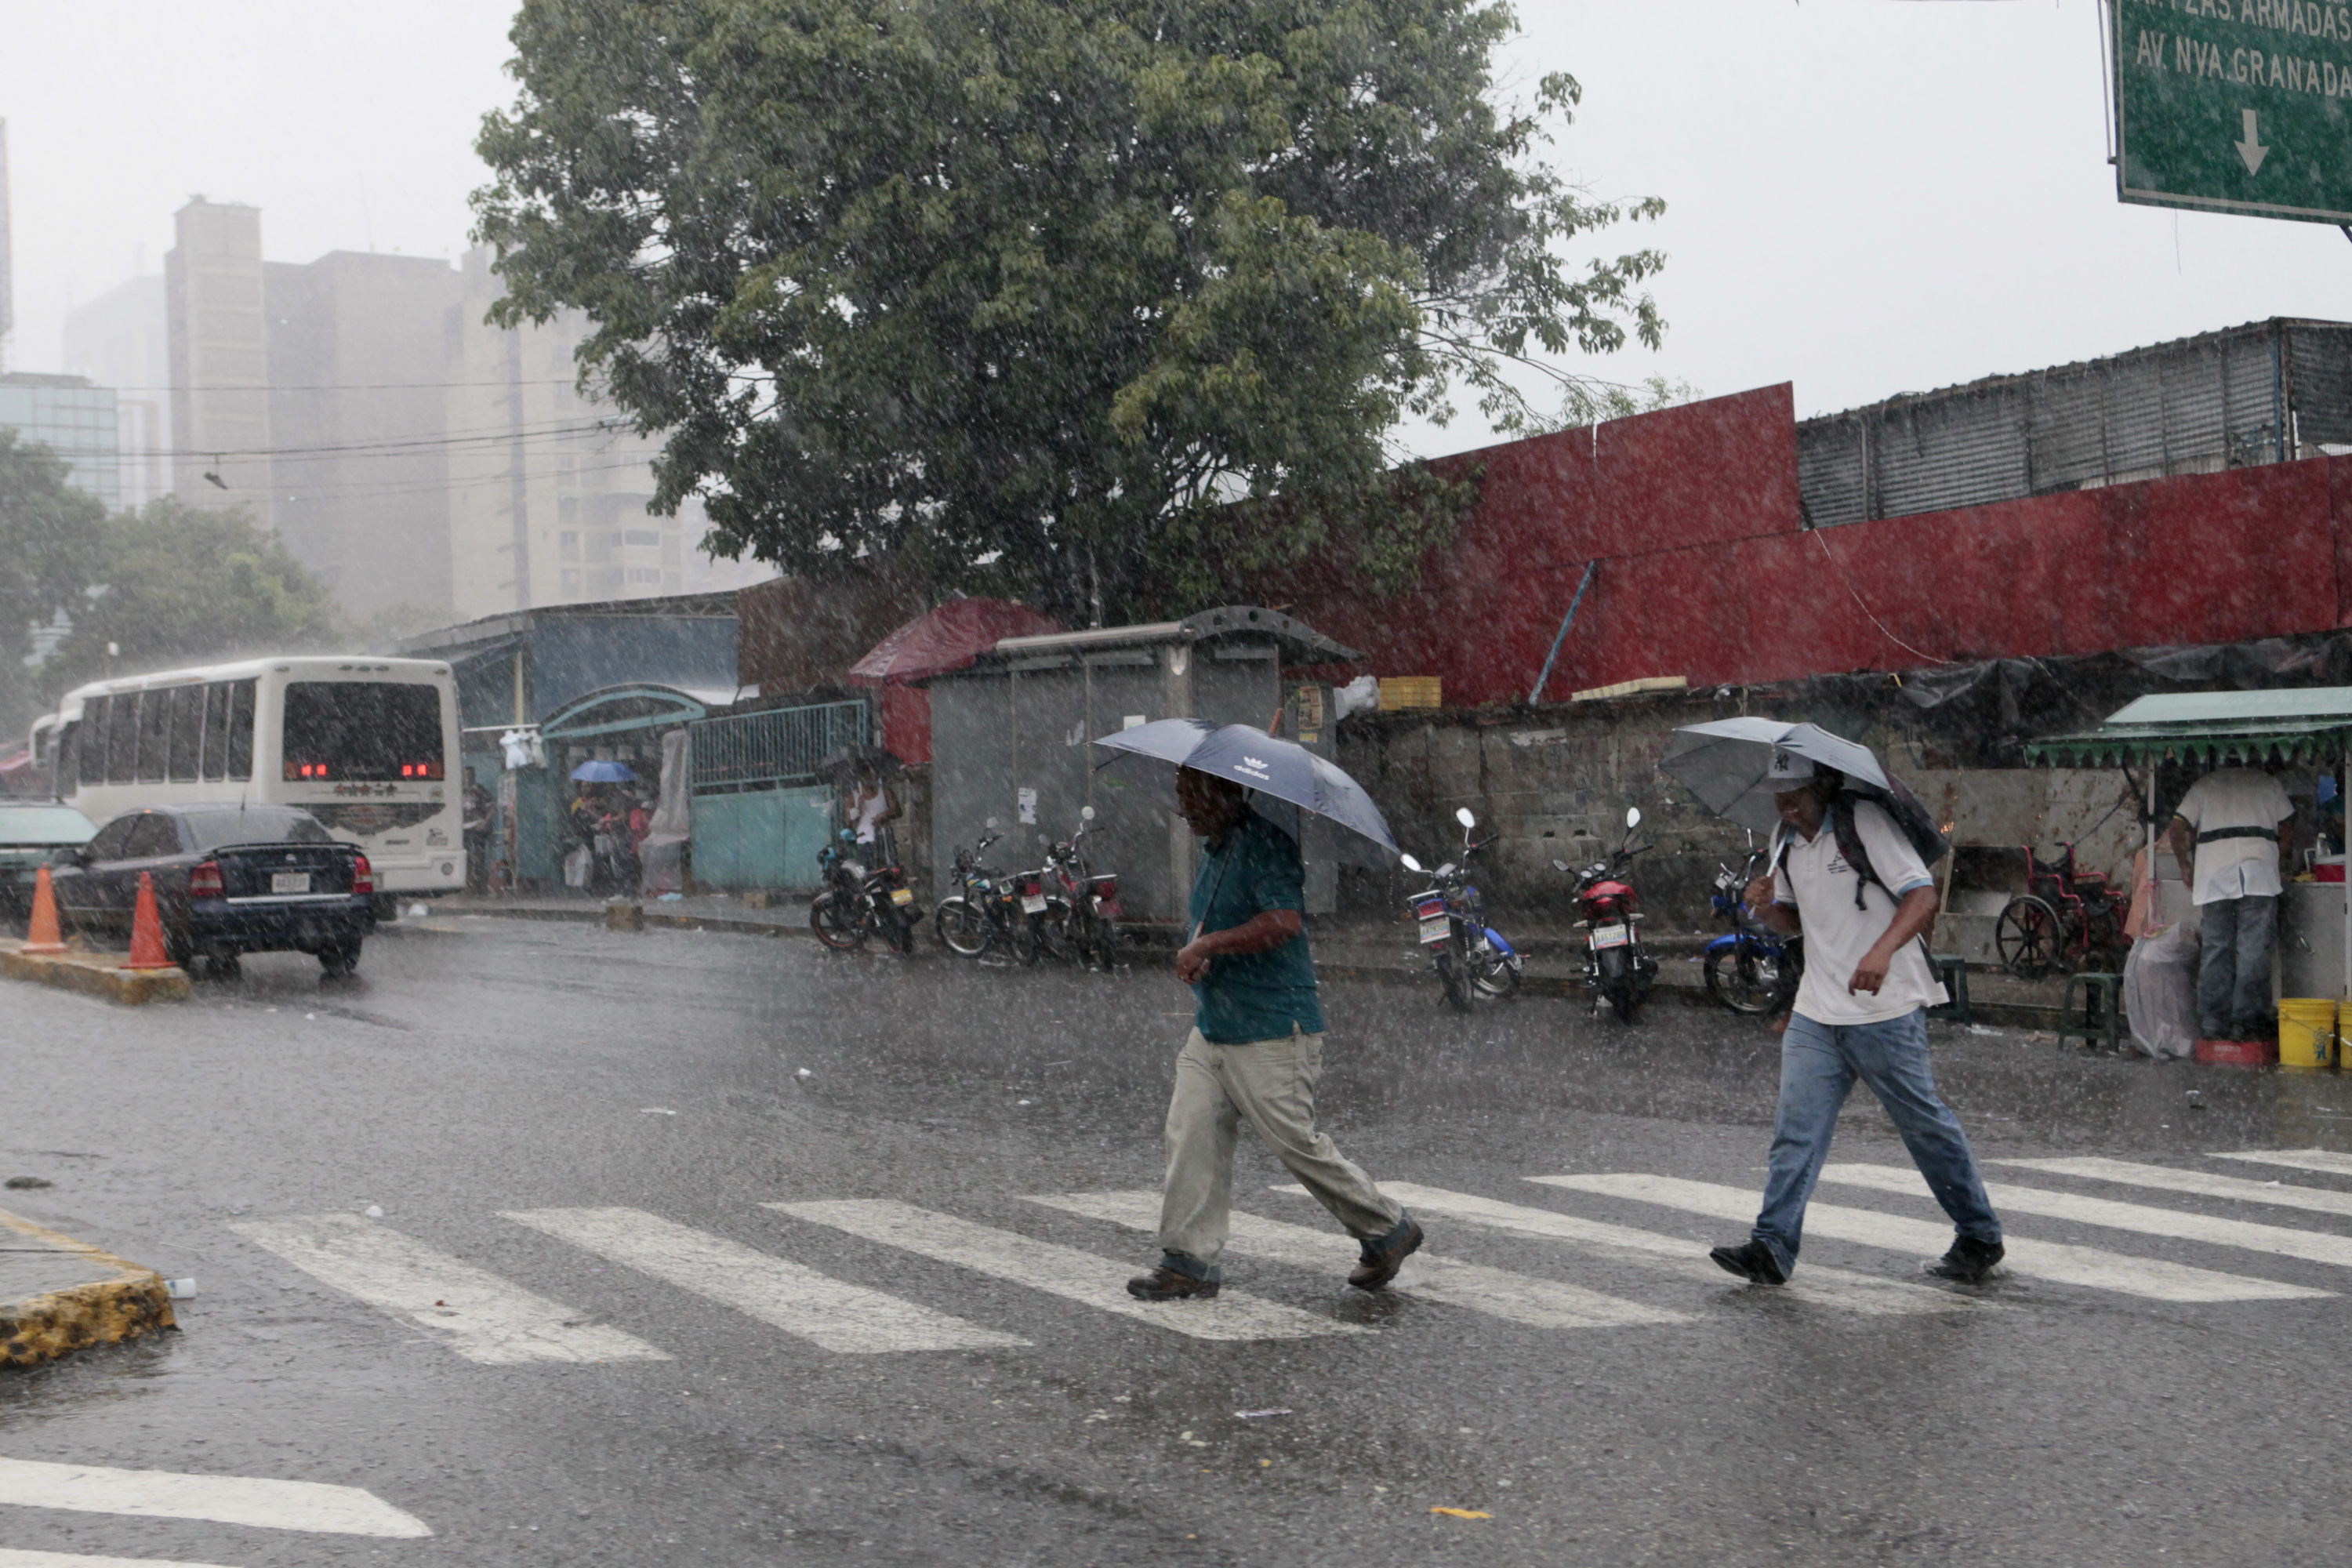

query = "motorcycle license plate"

[1021,894,1047,914]
[1589,923,1630,950]
[1417,916,1450,945]
[272,872,311,895]
[890,887,913,905]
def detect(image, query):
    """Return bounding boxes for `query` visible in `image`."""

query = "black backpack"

[1773,775,1949,911]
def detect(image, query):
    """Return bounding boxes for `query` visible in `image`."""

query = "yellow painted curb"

[0,938,190,1004]
[0,1208,176,1368]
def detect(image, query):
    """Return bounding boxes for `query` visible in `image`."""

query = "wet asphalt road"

[5,917,2352,1567]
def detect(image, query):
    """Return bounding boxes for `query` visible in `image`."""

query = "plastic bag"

[564,845,592,889]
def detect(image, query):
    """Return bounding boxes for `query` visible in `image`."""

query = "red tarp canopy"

[848,599,1061,686]
[848,598,1062,765]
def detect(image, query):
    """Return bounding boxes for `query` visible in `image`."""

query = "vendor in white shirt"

[2166,764,2296,1044]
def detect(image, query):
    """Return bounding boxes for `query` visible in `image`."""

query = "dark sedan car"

[52,803,375,977]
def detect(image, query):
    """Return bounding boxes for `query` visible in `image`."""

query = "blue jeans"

[2196,894,2276,1036]
[1751,1008,2002,1277]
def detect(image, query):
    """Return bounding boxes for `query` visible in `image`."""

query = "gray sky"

[4,1,2348,452]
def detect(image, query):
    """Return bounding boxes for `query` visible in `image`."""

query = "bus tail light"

[188,861,223,899]
[352,855,375,898]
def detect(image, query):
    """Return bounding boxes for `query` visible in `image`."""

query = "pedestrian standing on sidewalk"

[1710,752,2005,1287]
[1127,768,1423,1301]
[2165,764,2295,1044]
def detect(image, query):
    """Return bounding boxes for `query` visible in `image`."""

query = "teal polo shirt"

[1189,810,1325,1044]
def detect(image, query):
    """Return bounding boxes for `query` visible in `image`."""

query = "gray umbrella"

[1660,717,1890,834]
[1091,719,1398,860]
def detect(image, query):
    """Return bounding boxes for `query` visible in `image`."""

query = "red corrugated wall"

[1261,383,2352,701]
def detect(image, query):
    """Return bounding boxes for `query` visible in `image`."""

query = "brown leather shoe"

[1126,1265,1219,1301]
[1348,1218,1424,1292]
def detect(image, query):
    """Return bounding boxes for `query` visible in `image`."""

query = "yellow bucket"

[2278,999,2338,1070]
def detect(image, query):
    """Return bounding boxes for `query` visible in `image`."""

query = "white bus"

[35,655,465,899]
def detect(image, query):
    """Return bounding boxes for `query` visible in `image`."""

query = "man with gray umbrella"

[1663,728,2004,1288]
[1123,765,1423,1301]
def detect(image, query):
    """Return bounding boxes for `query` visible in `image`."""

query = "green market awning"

[2026,688,2352,766]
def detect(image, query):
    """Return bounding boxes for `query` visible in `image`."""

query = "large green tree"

[474,0,1664,620]
[42,499,343,695]
[0,430,106,736]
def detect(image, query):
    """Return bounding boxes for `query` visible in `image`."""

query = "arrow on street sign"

[2234,109,2269,177]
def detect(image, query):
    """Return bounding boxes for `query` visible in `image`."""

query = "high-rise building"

[164,198,270,512]
[0,371,120,506]
[61,274,171,506]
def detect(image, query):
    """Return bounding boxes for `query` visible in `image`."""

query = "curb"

[0,939,191,1005]
[0,1208,177,1368]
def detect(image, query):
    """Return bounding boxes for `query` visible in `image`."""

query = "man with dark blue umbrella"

[1123,765,1422,1301]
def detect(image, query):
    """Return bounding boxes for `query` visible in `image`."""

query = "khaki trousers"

[1156,1026,1403,1273]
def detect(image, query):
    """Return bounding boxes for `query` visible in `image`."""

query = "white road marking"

[770,1200,1363,1341]
[1352,1182,1976,1316]
[0,1552,241,1568]
[2000,1156,2352,1221]
[1824,1162,2352,1270]
[0,1457,430,1537]
[2213,1147,2352,1178]
[229,1214,668,1365]
[503,1207,1028,1352]
[1028,1189,1690,1330]
[1534,1173,2329,1303]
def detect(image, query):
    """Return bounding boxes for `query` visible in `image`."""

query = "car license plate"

[271,872,311,895]
[890,887,914,905]
[1589,922,1630,949]
[1417,915,1450,945]
[1021,894,1047,914]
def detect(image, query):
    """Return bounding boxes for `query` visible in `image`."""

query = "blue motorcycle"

[1703,849,1800,1017]
[1400,807,1523,1011]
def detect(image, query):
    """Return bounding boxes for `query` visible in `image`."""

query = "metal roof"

[2026,686,2352,765]
[982,606,1359,666]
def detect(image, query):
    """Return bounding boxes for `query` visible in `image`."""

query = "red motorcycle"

[1556,806,1658,1023]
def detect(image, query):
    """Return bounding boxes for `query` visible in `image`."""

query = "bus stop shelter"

[2027,687,2352,1001]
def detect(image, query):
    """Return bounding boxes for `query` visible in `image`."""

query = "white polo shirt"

[2173,768,2293,906]
[1773,798,1947,1026]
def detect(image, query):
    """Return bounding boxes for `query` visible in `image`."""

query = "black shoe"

[1126,1265,1218,1301]
[1928,1235,2005,1284]
[1708,1240,1787,1285]
[1348,1218,1425,1292]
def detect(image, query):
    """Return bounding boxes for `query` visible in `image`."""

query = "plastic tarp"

[639,728,691,897]
[846,599,1062,686]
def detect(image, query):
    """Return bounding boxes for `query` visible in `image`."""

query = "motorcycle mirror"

[1399,853,1425,873]
[1625,806,1642,830]
[986,815,1000,829]
[1455,807,1477,829]
[1552,858,1570,873]
[1080,805,1096,822]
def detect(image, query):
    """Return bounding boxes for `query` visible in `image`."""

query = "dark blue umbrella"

[1091,719,1398,858]
[569,760,638,783]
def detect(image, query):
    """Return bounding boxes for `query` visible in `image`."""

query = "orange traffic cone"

[21,864,66,954]
[124,871,176,971]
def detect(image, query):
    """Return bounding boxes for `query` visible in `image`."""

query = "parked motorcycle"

[1557,806,1657,1023]
[1037,806,1123,969]
[809,829,919,953]
[932,825,1037,964]
[1703,844,1800,1017]
[1400,806,1523,1011]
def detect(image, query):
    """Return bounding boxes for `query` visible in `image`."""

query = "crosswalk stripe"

[1998,1156,2352,1220]
[1027,1189,1690,1330]
[0,1456,430,1537]
[1357,1182,1976,1316]
[1823,1162,2352,1269]
[2213,1148,2352,1178]
[0,1551,240,1568]
[502,1207,1028,1352]
[1531,1174,2329,1302]
[769,1200,1364,1341]
[229,1214,669,1366]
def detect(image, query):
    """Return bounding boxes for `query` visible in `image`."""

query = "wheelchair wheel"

[1995,895,2065,980]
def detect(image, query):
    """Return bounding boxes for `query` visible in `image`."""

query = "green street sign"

[2114,1,2352,224]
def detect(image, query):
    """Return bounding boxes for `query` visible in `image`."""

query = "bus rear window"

[281,683,445,782]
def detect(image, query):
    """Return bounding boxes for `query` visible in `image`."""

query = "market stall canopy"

[847,599,1062,687]
[2025,688,2352,766]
